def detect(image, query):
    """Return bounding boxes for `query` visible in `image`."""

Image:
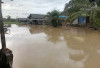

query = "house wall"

[78,17,86,24]
[18,18,29,23]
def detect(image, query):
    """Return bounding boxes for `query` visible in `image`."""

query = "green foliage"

[51,19,58,27]
[47,10,60,19]
[92,7,100,27]
[4,15,16,22]
[96,0,100,6]
[47,10,61,27]
[7,15,11,21]
[4,21,25,25]
[93,18,100,27]
[65,0,91,15]
[64,0,100,28]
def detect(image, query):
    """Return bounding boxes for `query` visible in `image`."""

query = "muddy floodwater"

[0,24,100,68]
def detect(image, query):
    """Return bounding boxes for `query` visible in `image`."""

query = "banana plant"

[47,10,60,27]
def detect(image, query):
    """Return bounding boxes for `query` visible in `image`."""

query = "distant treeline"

[3,18,17,22]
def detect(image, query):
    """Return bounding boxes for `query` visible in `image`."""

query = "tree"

[64,0,91,15]
[64,0,100,28]
[89,0,95,2]
[47,10,60,27]
[7,15,11,21]
[96,0,100,6]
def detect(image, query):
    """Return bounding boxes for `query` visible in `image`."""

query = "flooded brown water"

[0,24,100,68]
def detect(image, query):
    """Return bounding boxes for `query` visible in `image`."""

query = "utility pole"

[0,0,13,68]
[0,0,6,49]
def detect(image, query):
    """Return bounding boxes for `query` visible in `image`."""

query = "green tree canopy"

[47,10,61,27]
[64,0,100,28]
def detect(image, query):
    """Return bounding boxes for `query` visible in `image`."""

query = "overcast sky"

[2,0,70,18]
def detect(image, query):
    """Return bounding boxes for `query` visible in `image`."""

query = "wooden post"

[0,0,6,49]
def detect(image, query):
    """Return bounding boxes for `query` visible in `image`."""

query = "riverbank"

[4,21,19,25]
[4,21,28,25]
[3,21,100,30]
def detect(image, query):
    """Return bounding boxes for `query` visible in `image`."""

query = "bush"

[93,18,100,27]
[51,19,58,27]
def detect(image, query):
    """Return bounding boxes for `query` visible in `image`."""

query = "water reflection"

[63,27,100,68]
[0,25,100,68]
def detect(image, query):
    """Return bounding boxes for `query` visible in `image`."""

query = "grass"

[4,21,23,25]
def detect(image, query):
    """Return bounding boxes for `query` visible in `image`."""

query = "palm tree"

[47,10,60,27]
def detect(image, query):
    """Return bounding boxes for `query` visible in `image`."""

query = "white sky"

[2,0,70,18]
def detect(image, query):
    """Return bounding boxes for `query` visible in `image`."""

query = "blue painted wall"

[78,16,86,24]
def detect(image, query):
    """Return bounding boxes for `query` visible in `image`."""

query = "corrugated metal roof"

[29,14,45,19]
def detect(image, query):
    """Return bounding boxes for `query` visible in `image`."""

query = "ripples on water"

[0,24,100,68]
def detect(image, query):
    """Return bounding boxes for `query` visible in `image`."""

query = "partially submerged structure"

[72,16,90,26]
[18,18,29,23]
[17,14,69,26]
[28,14,46,25]
[17,14,50,25]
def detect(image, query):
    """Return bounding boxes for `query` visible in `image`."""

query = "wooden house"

[28,14,46,25]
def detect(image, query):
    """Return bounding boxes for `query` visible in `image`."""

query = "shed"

[18,18,29,23]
